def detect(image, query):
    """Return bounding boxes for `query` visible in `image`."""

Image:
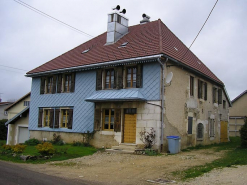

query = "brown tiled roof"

[27,19,222,84]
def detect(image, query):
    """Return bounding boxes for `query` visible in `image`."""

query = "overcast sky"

[0,0,246,102]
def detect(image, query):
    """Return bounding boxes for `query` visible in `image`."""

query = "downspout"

[157,57,168,152]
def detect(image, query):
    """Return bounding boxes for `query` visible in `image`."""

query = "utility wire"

[13,0,94,38]
[0,64,27,71]
[181,0,219,61]
[0,68,26,74]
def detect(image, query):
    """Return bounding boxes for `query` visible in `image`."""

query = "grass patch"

[0,143,97,164]
[174,137,247,180]
[0,140,6,146]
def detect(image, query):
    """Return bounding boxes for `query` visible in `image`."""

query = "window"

[38,107,73,129]
[24,101,30,106]
[46,76,53,93]
[105,69,115,89]
[61,109,69,128]
[4,111,8,116]
[190,76,194,96]
[124,108,137,114]
[188,117,193,134]
[218,89,222,104]
[111,14,114,22]
[204,82,207,100]
[117,14,121,24]
[64,74,72,92]
[197,123,204,139]
[127,67,137,88]
[103,109,114,130]
[43,109,51,127]
[213,87,217,103]
[223,100,226,109]
[198,80,203,99]
[209,119,215,137]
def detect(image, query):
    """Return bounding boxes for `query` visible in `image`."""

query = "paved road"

[0,161,101,185]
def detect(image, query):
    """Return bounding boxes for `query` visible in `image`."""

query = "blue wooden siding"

[29,62,161,133]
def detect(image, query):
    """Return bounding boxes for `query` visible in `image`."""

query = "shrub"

[72,141,84,146]
[2,144,12,150]
[11,144,26,154]
[139,127,156,149]
[52,134,64,145]
[0,119,8,140]
[36,142,55,156]
[145,149,158,156]
[25,138,40,146]
[240,117,247,148]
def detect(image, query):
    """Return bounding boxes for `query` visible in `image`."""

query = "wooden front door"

[124,114,136,143]
[220,121,228,142]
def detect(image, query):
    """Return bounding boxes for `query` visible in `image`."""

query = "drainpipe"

[157,57,168,152]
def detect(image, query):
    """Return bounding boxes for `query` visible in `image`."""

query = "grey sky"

[0,0,246,102]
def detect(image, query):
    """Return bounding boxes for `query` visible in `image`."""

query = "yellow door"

[220,121,228,142]
[124,114,136,143]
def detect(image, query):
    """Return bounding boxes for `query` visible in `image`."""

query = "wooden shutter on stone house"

[38,109,43,127]
[94,109,101,131]
[218,89,222,104]
[57,74,62,93]
[70,73,75,92]
[114,109,121,132]
[49,109,54,128]
[67,109,73,129]
[40,77,46,94]
[96,69,102,90]
[54,109,60,128]
[136,64,142,88]
[52,75,57,94]
[116,66,123,89]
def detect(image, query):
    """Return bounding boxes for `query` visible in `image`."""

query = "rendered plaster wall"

[7,114,29,145]
[7,96,30,119]
[230,93,247,116]
[164,64,230,150]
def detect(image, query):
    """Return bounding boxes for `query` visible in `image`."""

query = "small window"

[197,123,204,139]
[223,100,226,109]
[117,14,121,24]
[24,101,30,107]
[124,108,137,114]
[103,109,114,130]
[204,83,207,100]
[198,80,203,99]
[188,117,193,134]
[105,69,115,89]
[190,76,194,96]
[127,67,137,88]
[4,111,8,116]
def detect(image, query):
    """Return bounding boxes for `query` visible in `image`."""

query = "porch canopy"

[85,89,146,102]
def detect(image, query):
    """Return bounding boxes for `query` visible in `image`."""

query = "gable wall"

[230,94,247,117]
[7,96,30,119]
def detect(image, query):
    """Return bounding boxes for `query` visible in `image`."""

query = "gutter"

[26,54,163,77]
[157,57,168,152]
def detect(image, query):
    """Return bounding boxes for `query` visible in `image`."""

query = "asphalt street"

[0,160,101,185]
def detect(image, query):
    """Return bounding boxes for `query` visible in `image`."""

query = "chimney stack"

[140,14,150,24]
[106,5,128,44]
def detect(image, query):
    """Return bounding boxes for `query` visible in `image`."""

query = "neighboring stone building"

[229,90,247,136]
[26,10,231,151]
[5,92,30,145]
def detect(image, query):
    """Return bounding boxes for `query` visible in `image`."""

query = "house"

[5,92,31,145]
[26,10,231,151]
[0,101,13,120]
[229,90,247,136]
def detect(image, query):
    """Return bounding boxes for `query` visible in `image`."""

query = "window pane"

[105,109,109,115]
[110,123,114,129]
[133,68,136,74]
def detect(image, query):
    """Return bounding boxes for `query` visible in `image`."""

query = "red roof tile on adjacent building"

[27,19,222,84]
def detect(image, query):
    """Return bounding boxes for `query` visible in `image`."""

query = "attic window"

[81,49,90,54]
[174,47,178,51]
[118,42,128,48]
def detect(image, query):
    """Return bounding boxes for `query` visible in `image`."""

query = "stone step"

[105,149,134,154]
[117,143,137,151]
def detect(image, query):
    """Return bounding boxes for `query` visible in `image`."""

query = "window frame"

[105,68,115,89]
[43,108,51,127]
[60,108,70,128]
[198,79,203,99]
[197,123,204,140]
[24,101,30,107]
[103,109,114,131]
[126,66,137,88]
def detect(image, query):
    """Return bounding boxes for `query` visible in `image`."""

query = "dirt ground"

[15,148,247,185]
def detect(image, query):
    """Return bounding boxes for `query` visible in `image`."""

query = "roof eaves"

[5,92,31,111]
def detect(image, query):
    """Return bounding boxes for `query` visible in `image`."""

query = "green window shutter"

[40,77,45,94]
[70,73,75,92]
[96,69,102,90]
[218,89,222,104]
[38,109,43,127]
[136,64,142,88]
[49,109,54,128]
[54,109,60,128]
[57,74,62,93]
[52,75,57,94]
[68,109,73,129]
[94,109,101,131]
[114,109,121,132]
